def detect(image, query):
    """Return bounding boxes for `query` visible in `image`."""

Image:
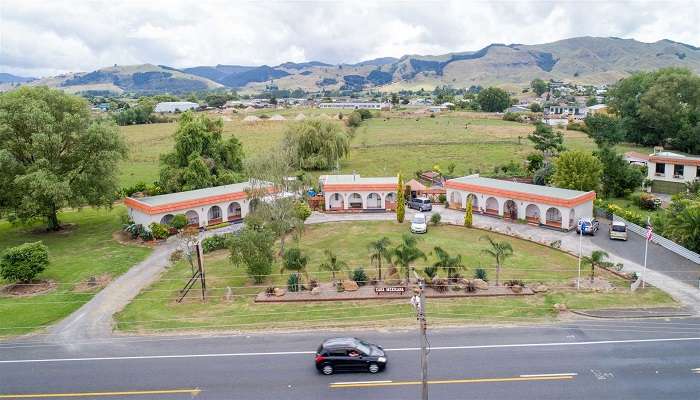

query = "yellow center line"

[0,388,201,398]
[330,375,574,388]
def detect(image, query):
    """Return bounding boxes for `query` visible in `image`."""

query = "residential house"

[319,174,398,212]
[647,150,700,193]
[153,101,199,113]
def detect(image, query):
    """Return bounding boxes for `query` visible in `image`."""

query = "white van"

[609,221,628,241]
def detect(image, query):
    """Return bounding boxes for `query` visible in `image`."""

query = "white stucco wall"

[323,190,398,211]
[128,198,252,228]
[648,160,699,183]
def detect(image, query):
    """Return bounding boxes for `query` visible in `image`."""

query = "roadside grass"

[0,206,152,338]
[115,221,674,333]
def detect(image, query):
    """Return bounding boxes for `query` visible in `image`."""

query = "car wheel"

[368,363,380,373]
[321,364,334,375]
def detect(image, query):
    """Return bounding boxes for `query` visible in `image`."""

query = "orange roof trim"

[445,181,596,208]
[126,191,249,215]
[323,184,397,192]
[649,155,700,166]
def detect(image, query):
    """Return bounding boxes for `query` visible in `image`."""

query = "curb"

[570,310,694,319]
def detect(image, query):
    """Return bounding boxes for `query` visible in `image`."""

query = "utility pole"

[411,268,428,400]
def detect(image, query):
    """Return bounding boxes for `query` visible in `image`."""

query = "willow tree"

[0,86,128,230]
[283,119,349,170]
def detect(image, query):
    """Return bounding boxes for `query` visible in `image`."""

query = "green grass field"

[115,221,674,334]
[0,207,152,338]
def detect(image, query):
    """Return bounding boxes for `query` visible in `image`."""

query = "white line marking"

[1,337,698,364]
[331,380,393,385]
[519,373,578,378]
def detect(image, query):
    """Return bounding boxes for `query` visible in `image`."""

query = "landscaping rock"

[452,284,464,291]
[553,303,568,312]
[473,279,489,290]
[273,287,286,297]
[384,275,401,286]
[310,287,321,295]
[510,284,523,293]
[532,284,549,293]
[342,280,359,292]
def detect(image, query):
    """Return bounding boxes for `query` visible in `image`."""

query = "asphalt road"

[2,318,699,399]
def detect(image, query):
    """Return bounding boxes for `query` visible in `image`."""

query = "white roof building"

[153,102,199,113]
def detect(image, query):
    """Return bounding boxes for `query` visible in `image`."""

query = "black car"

[315,337,387,375]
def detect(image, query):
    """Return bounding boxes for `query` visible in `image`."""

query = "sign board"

[374,286,406,294]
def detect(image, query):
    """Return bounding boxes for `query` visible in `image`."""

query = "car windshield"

[354,341,372,355]
[612,225,626,232]
[413,215,426,223]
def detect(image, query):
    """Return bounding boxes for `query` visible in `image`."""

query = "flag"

[645,226,653,241]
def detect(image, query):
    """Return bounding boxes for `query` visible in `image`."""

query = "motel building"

[124,181,265,228]
[320,174,398,212]
[445,175,596,231]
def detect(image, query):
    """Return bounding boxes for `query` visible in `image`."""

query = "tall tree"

[391,234,427,282]
[480,235,513,286]
[477,87,512,112]
[368,237,391,280]
[584,114,625,147]
[530,79,547,97]
[159,111,244,193]
[582,250,609,282]
[528,123,565,158]
[0,86,128,230]
[595,146,644,198]
[432,246,465,281]
[320,249,347,282]
[552,150,603,192]
[283,119,349,170]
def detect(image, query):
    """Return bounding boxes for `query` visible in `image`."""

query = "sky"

[1,0,699,78]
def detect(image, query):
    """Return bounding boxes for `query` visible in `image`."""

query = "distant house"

[427,105,449,113]
[544,104,587,126]
[647,150,700,193]
[318,102,391,111]
[154,101,199,113]
[319,174,398,212]
[505,105,530,113]
[624,151,650,166]
[587,104,609,115]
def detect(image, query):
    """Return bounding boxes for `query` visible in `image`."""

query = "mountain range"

[8,36,700,94]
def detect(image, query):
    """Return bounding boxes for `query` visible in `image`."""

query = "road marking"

[0,388,201,398]
[330,375,574,388]
[519,373,578,378]
[692,368,700,374]
[1,337,698,364]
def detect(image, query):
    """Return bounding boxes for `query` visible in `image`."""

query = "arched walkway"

[468,194,479,211]
[348,193,363,209]
[328,193,344,209]
[568,209,576,230]
[160,214,174,225]
[228,202,242,221]
[546,207,563,228]
[367,193,381,209]
[384,192,397,210]
[525,204,541,224]
[485,197,499,216]
[503,200,518,220]
[185,210,199,227]
[207,205,222,225]
[450,191,462,209]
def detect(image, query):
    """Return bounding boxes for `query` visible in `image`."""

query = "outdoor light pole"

[577,226,582,290]
[411,268,429,400]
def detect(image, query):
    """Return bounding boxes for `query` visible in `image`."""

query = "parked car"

[410,213,428,234]
[609,221,628,241]
[315,337,387,375]
[576,218,600,235]
[409,197,432,212]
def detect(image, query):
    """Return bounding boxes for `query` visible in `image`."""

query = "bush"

[122,223,140,239]
[308,278,319,289]
[504,279,526,287]
[202,234,231,253]
[287,273,301,292]
[566,122,587,132]
[149,222,169,240]
[423,265,438,279]
[352,267,368,286]
[465,281,476,293]
[170,214,188,230]
[637,193,659,210]
[430,213,442,225]
[502,112,524,122]
[432,277,449,292]
[294,201,312,221]
[356,109,372,120]
[139,226,154,241]
[346,111,362,128]
[526,153,544,173]
[438,194,447,204]
[265,286,276,296]
[0,242,49,283]
[474,268,488,281]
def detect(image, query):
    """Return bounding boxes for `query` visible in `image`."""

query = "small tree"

[281,247,309,280]
[170,214,188,230]
[464,195,473,227]
[391,234,427,282]
[396,173,405,223]
[319,249,347,282]
[229,227,275,284]
[368,237,391,280]
[432,246,465,281]
[530,78,547,97]
[552,150,603,192]
[528,123,565,159]
[480,235,513,286]
[0,242,49,283]
[430,213,442,225]
[583,250,609,282]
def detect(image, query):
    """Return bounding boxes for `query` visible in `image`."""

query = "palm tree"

[668,205,700,251]
[480,235,514,286]
[368,237,392,281]
[280,247,309,281]
[391,234,427,282]
[319,249,347,282]
[582,250,609,283]
[432,246,465,281]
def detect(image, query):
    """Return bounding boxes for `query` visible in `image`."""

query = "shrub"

[202,234,231,253]
[356,109,372,120]
[265,286,276,296]
[170,214,188,230]
[504,279,526,287]
[346,111,362,128]
[352,267,368,286]
[0,242,49,283]
[474,268,488,281]
[149,222,169,240]
[430,213,442,225]
[423,265,438,279]
[526,153,544,173]
[139,226,154,241]
[432,277,449,292]
[638,193,659,210]
[502,112,523,122]
[464,281,476,293]
[438,193,447,204]
[308,278,319,289]
[566,122,587,132]
[294,201,312,221]
[287,273,301,292]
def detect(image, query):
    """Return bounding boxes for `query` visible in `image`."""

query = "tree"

[0,241,49,283]
[530,79,547,97]
[528,123,565,158]
[368,237,391,281]
[480,235,513,286]
[283,119,349,170]
[432,246,464,281]
[552,150,603,192]
[281,247,309,281]
[390,93,399,105]
[320,249,347,282]
[584,114,624,147]
[595,147,644,197]
[391,234,427,282]
[533,163,555,186]
[159,111,244,193]
[0,86,128,230]
[585,97,598,107]
[204,93,229,108]
[396,173,405,223]
[582,250,609,282]
[346,111,362,128]
[229,226,275,284]
[529,103,542,113]
[477,87,512,112]
[464,195,473,227]
[526,153,544,173]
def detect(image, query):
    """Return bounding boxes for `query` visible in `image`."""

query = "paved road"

[2,319,699,399]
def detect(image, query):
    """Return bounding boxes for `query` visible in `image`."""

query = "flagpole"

[577,226,582,290]
[642,217,651,289]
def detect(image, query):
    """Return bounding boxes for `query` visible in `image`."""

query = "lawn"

[0,206,152,338]
[118,110,650,188]
[115,221,674,334]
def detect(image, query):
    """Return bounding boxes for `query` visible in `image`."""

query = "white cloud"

[1,0,698,77]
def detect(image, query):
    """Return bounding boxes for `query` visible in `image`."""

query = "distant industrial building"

[318,102,391,111]
[154,101,199,113]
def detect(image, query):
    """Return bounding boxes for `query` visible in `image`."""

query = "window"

[674,164,684,178]
[655,163,665,176]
